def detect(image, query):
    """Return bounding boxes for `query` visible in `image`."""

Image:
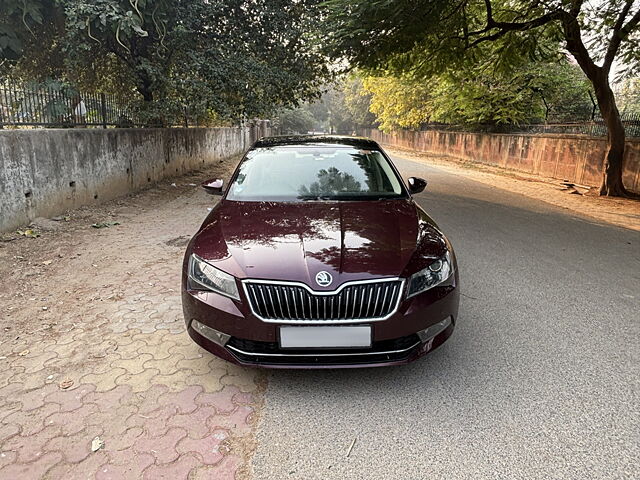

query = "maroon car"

[182,135,459,368]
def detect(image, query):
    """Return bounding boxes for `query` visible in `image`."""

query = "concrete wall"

[364,129,640,193]
[0,126,266,232]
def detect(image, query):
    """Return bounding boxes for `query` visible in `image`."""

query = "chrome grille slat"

[274,287,284,319]
[380,284,390,314]
[385,285,393,312]
[258,286,270,317]
[391,284,398,310]
[244,279,403,323]
[365,286,374,317]
[299,288,305,318]
[330,295,334,319]
[351,286,358,319]
[343,290,348,319]
[290,287,299,319]
[280,287,288,319]
[267,287,277,318]
[373,285,382,317]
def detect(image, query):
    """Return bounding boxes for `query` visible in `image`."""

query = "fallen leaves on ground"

[16,229,40,238]
[91,436,105,452]
[91,222,121,229]
[59,378,74,389]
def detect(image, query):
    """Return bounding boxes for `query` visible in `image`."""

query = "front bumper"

[182,274,460,369]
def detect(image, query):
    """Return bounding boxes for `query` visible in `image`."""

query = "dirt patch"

[388,147,640,232]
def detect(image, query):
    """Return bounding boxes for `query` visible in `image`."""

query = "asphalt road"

[251,153,640,480]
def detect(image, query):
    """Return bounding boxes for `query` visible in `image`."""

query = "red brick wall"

[364,129,640,193]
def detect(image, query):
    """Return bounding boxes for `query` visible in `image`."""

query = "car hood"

[191,199,447,289]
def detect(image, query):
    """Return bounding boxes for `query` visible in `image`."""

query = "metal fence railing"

[514,112,640,137]
[418,112,640,138]
[0,81,198,128]
[0,83,139,128]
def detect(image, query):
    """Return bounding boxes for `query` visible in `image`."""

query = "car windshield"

[226,145,407,201]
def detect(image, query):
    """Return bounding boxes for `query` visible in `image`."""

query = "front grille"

[244,279,403,323]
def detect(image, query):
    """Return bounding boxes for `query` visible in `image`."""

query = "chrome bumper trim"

[226,341,420,358]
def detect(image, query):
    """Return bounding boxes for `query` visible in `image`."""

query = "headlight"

[407,251,453,298]
[188,254,240,300]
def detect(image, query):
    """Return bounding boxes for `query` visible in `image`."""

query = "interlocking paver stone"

[141,453,201,480]
[134,427,188,464]
[189,454,243,480]
[196,386,239,413]
[46,450,108,479]
[3,425,63,463]
[95,452,155,480]
[4,402,60,436]
[167,406,218,439]
[0,424,20,444]
[44,384,96,412]
[176,429,227,464]
[0,159,262,479]
[0,451,63,479]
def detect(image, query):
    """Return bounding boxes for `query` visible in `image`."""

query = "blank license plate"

[279,326,372,349]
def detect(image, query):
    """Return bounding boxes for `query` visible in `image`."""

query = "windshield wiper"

[297,194,403,201]
[298,195,331,201]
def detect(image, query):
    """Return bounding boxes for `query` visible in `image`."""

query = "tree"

[322,84,357,134]
[342,75,377,130]
[0,0,52,64]
[535,61,594,122]
[283,79,377,134]
[304,78,377,134]
[323,0,640,197]
[2,0,329,122]
[429,59,593,126]
[275,107,318,133]
[362,75,433,131]
[358,59,592,131]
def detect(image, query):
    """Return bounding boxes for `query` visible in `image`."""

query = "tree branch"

[568,0,583,17]
[466,1,563,46]
[104,35,135,69]
[559,10,599,81]
[490,10,562,32]
[465,9,562,49]
[603,2,640,72]
[484,0,493,26]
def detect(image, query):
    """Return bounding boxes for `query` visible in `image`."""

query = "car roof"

[253,135,380,150]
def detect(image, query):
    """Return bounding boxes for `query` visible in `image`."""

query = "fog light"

[191,319,230,346]
[417,316,452,342]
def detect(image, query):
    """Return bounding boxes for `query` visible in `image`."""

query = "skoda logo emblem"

[315,271,333,287]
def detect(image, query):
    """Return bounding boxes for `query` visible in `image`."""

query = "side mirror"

[202,178,224,195]
[407,177,427,194]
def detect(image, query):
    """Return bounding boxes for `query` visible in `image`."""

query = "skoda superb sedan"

[182,135,459,368]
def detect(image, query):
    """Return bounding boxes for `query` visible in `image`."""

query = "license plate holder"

[279,325,372,349]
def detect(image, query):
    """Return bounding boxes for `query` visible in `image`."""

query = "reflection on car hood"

[191,199,447,289]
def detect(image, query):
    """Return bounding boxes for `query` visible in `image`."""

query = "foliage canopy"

[1,0,329,122]
[321,0,640,196]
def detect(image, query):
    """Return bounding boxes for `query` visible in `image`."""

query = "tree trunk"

[561,14,630,197]
[592,71,627,196]
[138,78,154,102]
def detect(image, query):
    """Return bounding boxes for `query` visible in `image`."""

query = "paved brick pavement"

[0,158,264,479]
